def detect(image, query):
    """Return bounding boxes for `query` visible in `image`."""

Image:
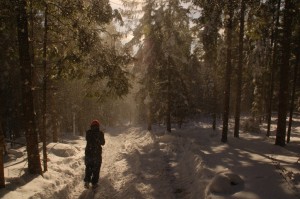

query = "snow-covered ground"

[1,118,300,199]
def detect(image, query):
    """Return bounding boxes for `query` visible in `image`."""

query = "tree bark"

[16,0,42,174]
[166,56,171,133]
[42,4,48,172]
[52,118,59,142]
[234,0,246,138]
[0,119,5,188]
[287,35,300,143]
[275,0,294,147]
[267,0,281,137]
[222,0,234,143]
[147,104,152,131]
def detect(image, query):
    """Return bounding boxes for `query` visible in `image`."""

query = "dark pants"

[84,158,102,185]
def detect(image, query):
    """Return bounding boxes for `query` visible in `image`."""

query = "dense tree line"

[0,0,131,185]
[121,0,300,145]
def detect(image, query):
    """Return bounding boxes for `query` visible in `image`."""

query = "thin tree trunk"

[267,0,281,137]
[78,114,84,136]
[0,119,5,188]
[166,56,171,133]
[212,113,216,130]
[29,0,35,68]
[234,0,246,138]
[275,0,294,147]
[53,119,58,142]
[16,0,42,174]
[42,4,48,172]
[147,104,152,131]
[222,1,234,143]
[287,36,300,143]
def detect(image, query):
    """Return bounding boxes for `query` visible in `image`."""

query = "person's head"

[90,120,100,129]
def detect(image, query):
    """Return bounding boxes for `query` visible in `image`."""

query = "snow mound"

[48,143,78,157]
[157,133,211,198]
[206,171,244,195]
[123,128,156,153]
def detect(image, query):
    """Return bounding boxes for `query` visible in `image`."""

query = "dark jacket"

[85,126,105,164]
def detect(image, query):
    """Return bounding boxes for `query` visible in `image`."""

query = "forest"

[0,0,299,191]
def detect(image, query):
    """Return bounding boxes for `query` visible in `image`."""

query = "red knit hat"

[91,120,100,127]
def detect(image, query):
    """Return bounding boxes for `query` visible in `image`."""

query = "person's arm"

[99,131,105,146]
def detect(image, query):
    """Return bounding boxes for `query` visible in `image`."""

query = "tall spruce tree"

[234,0,246,138]
[192,0,224,130]
[267,0,281,137]
[222,0,234,143]
[287,7,300,143]
[16,0,42,174]
[275,0,295,146]
[287,35,299,143]
[128,0,192,131]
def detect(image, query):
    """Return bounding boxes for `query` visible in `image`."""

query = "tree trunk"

[16,0,42,174]
[222,1,234,143]
[53,120,59,142]
[0,119,5,188]
[234,0,246,138]
[275,0,294,147]
[212,113,216,130]
[287,35,300,143]
[29,0,35,67]
[166,57,171,133]
[42,4,48,172]
[147,104,152,131]
[267,0,281,137]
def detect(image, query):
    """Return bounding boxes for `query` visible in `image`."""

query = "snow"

[1,118,300,199]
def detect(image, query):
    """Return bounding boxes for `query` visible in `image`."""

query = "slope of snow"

[1,118,300,199]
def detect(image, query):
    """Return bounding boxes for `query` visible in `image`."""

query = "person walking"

[84,119,105,189]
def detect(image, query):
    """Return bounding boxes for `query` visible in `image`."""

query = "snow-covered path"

[72,126,208,199]
[73,127,175,199]
[71,127,128,198]
[2,121,300,199]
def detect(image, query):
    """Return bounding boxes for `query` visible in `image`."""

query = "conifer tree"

[234,0,246,138]
[275,0,295,146]
[16,0,42,174]
[222,0,234,143]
